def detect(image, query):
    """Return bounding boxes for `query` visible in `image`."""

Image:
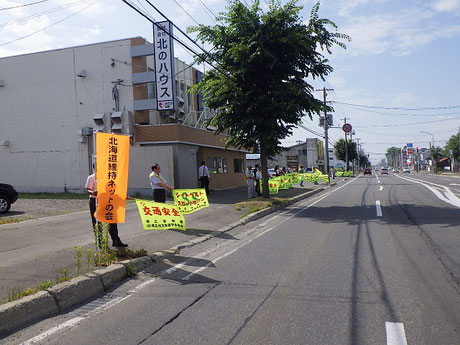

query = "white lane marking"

[378,180,382,184]
[379,186,383,191]
[21,317,84,345]
[386,322,408,345]
[20,178,358,344]
[182,178,359,281]
[0,210,88,228]
[396,174,460,208]
[376,200,383,217]
[450,183,460,186]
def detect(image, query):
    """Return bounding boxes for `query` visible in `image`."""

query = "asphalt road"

[4,174,460,345]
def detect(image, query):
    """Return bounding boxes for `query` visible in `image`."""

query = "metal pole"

[322,87,330,175]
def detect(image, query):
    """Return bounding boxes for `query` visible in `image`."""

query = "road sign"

[407,143,413,148]
[407,148,414,154]
[342,123,352,133]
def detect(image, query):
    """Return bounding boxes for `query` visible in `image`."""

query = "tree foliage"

[333,138,357,164]
[385,146,401,167]
[358,152,370,168]
[189,0,349,197]
[430,146,444,173]
[443,133,459,161]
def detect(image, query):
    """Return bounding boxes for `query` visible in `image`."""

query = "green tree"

[190,1,349,197]
[385,146,401,168]
[443,133,459,162]
[430,146,444,173]
[333,139,357,170]
[358,152,370,168]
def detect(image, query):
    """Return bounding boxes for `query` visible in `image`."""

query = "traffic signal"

[416,147,419,152]
[368,154,370,157]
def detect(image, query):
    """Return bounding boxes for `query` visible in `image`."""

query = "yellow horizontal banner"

[135,199,185,230]
[173,189,209,215]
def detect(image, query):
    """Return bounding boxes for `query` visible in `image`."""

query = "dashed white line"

[376,200,383,217]
[386,322,408,345]
[379,186,383,191]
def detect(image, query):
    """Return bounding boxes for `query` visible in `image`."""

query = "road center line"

[376,200,383,217]
[379,186,383,191]
[385,322,408,345]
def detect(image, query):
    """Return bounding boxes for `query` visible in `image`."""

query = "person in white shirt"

[85,171,127,247]
[245,165,255,199]
[149,164,174,203]
[198,161,210,195]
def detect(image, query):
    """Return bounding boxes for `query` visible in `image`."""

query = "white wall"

[0,39,134,192]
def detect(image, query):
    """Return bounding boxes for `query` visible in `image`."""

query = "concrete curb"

[1,185,330,336]
[47,273,104,312]
[0,291,59,336]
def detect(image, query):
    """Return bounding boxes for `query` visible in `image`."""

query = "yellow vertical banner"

[95,132,130,223]
[135,199,186,230]
[173,189,209,214]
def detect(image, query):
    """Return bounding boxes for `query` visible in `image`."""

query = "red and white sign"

[407,148,414,154]
[342,123,352,133]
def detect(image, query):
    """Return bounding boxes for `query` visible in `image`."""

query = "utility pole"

[341,117,349,170]
[316,87,333,175]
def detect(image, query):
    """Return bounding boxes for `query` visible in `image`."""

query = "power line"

[0,0,92,28]
[0,2,95,47]
[354,116,458,128]
[0,0,48,11]
[332,101,460,111]
[172,0,200,25]
[137,0,236,82]
[335,103,460,117]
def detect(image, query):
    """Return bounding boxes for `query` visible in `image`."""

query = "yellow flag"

[135,199,186,230]
[95,132,130,223]
[173,189,209,215]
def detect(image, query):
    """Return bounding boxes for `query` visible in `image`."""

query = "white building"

[0,37,247,194]
[267,139,325,172]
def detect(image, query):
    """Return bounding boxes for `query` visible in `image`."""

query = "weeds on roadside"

[116,248,148,259]
[75,246,83,274]
[7,281,54,302]
[124,263,137,277]
[58,268,71,283]
[86,249,93,273]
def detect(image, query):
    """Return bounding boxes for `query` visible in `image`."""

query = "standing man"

[198,161,210,195]
[254,164,260,197]
[245,165,255,199]
[149,164,174,203]
[299,165,305,187]
[86,170,127,248]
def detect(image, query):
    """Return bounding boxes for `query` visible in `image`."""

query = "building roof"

[0,37,145,60]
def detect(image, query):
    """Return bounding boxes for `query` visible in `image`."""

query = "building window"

[148,83,156,99]
[208,157,228,174]
[234,159,244,173]
[298,149,308,155]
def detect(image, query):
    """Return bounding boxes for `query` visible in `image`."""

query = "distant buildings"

[267,139,326,172]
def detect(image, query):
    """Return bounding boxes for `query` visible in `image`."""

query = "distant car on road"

[403,167,410,173]
[363,168,372,175]
[375,168,380,172]
[381,168,389,175]
[0,183,18,214]
[393,168,399,173]
[267,168,277,177]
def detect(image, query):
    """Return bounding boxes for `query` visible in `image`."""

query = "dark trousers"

[255,179,261,196]
[199,176,210,194]
[89,198,121,244]
[153,189,166,203]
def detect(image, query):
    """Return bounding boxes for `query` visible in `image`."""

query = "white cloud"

[341,7,460,56]
[432,0,460,12]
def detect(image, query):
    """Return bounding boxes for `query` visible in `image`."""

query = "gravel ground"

[0,199,89,223]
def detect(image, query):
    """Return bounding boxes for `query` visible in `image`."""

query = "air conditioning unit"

[93,113,110,132]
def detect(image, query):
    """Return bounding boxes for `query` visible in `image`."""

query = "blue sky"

[1,0,460,164]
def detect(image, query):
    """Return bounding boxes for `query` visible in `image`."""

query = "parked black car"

[0,183,18,214]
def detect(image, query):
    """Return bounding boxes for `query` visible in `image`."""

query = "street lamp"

[420,130,435,172]
[420,131,434,148]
